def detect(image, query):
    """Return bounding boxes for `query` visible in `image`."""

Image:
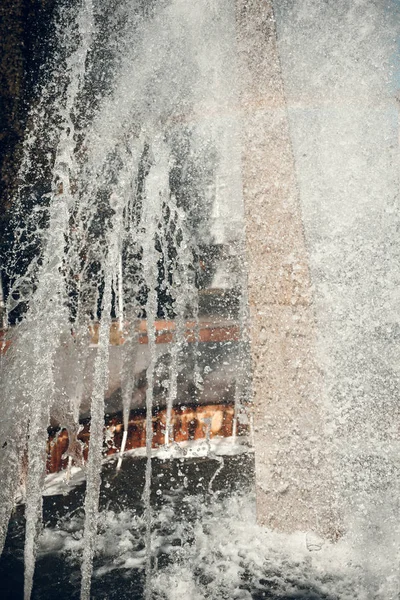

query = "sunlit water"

[0,0,247,598]
[1,0,400,598]
[0,451,386,600]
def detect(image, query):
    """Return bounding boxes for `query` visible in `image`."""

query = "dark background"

[0,0,57,244]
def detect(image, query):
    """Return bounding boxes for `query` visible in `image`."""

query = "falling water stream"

[1,0,400,599]
[1,0,247,598]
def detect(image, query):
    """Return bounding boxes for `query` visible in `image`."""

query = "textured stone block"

[237,0,337,536]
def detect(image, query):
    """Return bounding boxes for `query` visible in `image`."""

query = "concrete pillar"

[236,0,337,536]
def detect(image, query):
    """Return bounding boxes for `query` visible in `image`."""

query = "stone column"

[236,0,337,536]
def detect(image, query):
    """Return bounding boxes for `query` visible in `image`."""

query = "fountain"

[1,0,400,599]
[243,0,400,595]
[0,1,249,597]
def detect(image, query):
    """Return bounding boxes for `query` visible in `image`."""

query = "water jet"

[1,0,400,598]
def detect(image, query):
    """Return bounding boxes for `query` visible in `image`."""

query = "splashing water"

[2,468,390,600]
[0,0,246,598]
[2,0,400,599]
[273,0,400,593]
